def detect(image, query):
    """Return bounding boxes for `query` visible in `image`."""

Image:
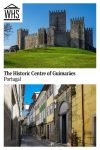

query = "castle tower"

[47,10,67,46]
[85,28,93,49]
[38,28,47,46]
[49,10,66,32]
[17,29,28,49]
[70,17,85,49]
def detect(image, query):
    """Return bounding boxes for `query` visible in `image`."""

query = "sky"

[4,3,96,47]
[24,84,43,105]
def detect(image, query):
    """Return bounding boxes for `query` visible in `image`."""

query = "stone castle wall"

[66,30,70,47]
[47,27,56,46]
[17,10,93,50]
[38,28,47,46]
[54,32,68,46]
[25,34,38,49]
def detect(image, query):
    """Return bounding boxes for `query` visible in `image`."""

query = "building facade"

[35,90,46,137]
[26,85,60,141]
[17,10,94,50]
[4,84,24,146]
[45,85,55,141]
[54,85,76,144]
[72,85,96,146]
[22,84,96,147]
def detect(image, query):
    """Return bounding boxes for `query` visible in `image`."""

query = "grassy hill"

[4,47,96,68]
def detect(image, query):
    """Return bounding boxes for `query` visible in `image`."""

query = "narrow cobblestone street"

[4,85,96,146]
[21,135,63,147]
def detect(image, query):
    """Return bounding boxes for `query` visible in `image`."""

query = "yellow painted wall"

[84,85,96,146]
[72,85,96,146]
[46,114,54,123]
[72,85,82,145]
[46,94,54,123]
[47,94,53,107]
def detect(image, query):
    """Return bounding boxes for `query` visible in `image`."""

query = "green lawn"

[4,47,96,68]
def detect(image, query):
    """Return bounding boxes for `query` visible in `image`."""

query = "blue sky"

[4,3,96,47]
[24,84,43,104]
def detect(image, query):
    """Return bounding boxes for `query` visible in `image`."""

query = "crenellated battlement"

[85,27,93,32]
[70,17,84,25]
[49,10,66,15]
[18,28,28,33]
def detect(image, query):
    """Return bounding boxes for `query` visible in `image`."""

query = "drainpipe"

[70,85,72,146]
[82,85,85,146]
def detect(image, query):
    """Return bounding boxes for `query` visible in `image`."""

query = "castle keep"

[17,10,93,50]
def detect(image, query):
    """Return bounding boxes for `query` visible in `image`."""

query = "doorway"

[59,102,69,144]
[62,114,66,143]
[47,125,49,139]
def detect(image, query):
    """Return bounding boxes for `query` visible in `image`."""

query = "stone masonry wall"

[70,17,85,49]
[25,34,38,49]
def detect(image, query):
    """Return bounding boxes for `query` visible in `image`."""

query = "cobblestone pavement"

[21,135,64,147]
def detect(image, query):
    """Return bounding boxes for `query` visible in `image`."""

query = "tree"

[4,23,13,39]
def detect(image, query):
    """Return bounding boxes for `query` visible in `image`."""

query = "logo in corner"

[4,4,20,21]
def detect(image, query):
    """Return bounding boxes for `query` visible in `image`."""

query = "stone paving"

[21,135,64,147]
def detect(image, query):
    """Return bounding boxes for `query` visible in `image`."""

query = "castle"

[17,10,93,50]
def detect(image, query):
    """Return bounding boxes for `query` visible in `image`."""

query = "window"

[50,103,54,114]
[46,103,54,116]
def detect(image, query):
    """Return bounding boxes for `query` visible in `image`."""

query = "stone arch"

[59,101,69,115]
[59,101,69,144]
